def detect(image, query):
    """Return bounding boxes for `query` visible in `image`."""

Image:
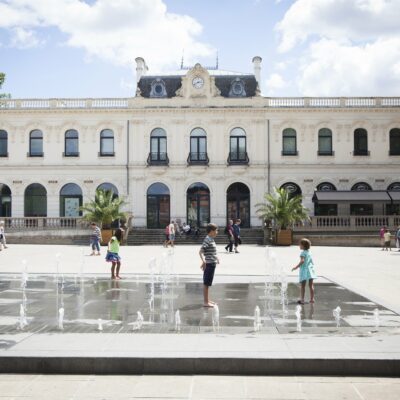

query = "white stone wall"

[1,97,399,226]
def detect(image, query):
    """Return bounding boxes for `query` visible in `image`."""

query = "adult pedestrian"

[90,222,102,256]
[0,221,8,250]
[396,226,400,252]
[224,219,234,253]
[233,218,242,253]
[168,220,176,247]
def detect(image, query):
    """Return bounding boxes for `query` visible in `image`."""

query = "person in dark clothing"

[224,219,234,253]
[232,219,241,253]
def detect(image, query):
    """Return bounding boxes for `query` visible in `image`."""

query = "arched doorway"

[60,183,83,217]
[0,184,11,217]
[24,183,47,217]
[97,183,119,199]
[147,183,170,229]
[187,183,210,228]
[226,183,250,227]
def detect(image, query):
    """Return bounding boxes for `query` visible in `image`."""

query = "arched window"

[189,128,208,163]
[149,128,168,164]
[24,183,47,217]
[0,130,8,157]
[229,127,248,163]
[60,183,82,217]
[354,128,369,156]
[97,183,119,199]
[280,182,302,198]
[389,128,400,156]
[100,129,114,156]
[227,183,250,227]
[64,130,79,157]
[351,182,372,191]
[318,128,333,156]
[187,183,210,228]
[282,128,297,156]
[29,130,43,157]
[0,183,11,217]
[317,182,337,191]
[388,182,400,191]
[147,183,170,228]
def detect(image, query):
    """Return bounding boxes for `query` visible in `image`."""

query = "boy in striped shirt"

[199,223,220,307]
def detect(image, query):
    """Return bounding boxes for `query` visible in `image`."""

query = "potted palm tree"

[256,187,309,245]
[80,189,128,245]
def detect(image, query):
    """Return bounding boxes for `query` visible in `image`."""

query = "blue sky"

[0,0,399,98]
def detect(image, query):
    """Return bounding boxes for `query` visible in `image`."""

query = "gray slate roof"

[137,74,258,98]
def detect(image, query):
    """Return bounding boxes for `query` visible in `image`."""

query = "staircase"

[127,228,265,246]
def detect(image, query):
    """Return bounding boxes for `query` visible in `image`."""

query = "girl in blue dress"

[292,238,317,304]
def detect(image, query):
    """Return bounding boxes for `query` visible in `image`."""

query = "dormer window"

[229,78,246,97]
[150,79,167,98]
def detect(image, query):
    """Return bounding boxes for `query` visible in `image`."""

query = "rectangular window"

[350,204,373,215]
[318,136,332,154]
[0,139,7,156]
[282,137,297,155]
[100,138,114,155]
[30,139,43,156]
[65,138,79,156]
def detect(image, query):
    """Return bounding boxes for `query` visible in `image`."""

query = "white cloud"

[275,0,400,96]
[9,27,43,49]
[265,72,289,94]
[0,0,213,71]
[276,0,400,53]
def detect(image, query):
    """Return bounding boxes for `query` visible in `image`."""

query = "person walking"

[199,223,220,308]
[232,219,241,253]
[90,222,102,256]
[224,219,234,253]
[383,228,392,251]
[0,221,8,250]
[379,226,386,250]
[106,228,123,280]
[291,238,317,304]
[163,224,170,247]
[168,220,176,247]
[396,226,400,252]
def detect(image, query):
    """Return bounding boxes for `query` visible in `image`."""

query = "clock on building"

[192,76,204,89]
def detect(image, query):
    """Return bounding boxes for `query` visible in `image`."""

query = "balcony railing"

[227,152,249,165]
[187,152,209,165]
[147,152,169,166]
[353,150,370,156]
[1,217,86,231]
[1,97,399,110]
[294,215,400,232]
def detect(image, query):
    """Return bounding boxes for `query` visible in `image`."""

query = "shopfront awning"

[388,191,400,202]
[313,191,392,204]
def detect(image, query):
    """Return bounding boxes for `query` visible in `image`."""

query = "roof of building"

[137,70,258,99]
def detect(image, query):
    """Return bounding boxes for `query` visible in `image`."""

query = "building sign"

[64,198,80,217]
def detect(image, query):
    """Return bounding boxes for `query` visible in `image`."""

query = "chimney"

[135,57,147,82]
[252,56,262,85]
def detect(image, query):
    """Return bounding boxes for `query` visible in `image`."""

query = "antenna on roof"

[216,51,219,69]
[180,49,185,69]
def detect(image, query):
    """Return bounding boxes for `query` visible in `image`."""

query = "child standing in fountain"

[106,228,123,280]
[199,223,220,307]
[292,238,317,304]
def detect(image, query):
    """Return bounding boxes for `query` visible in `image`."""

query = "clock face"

[192,76,204,89]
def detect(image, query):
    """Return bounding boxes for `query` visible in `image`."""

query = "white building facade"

[0,57,400,228]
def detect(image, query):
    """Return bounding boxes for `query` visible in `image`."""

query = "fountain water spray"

[295,305,302,332]
[97,318,103,331]
[373,308,380,329]
[55,253,61,282]
[212,305,220,332]
[19,304,28,330]
[136,311,144,330]
[333,306,341,328]
[254,305,261,332]
[21,260,28,289]
[175,310,181,332]
[58,307,64,330]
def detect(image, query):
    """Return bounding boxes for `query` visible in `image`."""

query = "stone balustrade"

[0,97,399,110]
[2,217,86,231]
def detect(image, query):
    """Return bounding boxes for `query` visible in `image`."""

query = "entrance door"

[187,183,210,228]
[147,183,170,228]
[227,183,250,227]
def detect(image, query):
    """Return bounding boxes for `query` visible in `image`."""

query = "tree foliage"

[255,187,309,230]
[0,73,11,99]
[80,189,127,228]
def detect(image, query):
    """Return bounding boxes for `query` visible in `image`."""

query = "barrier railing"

[294,215,400,231]
[0,97,399,110]
[2,217,87,231]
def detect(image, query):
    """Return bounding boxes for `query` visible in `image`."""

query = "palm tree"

[256,187,309,230]
[80,189,127,228]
